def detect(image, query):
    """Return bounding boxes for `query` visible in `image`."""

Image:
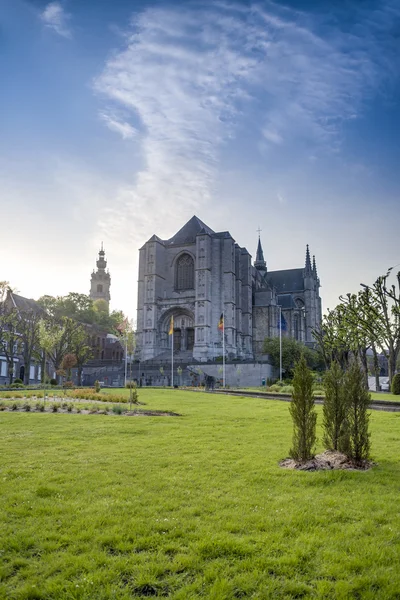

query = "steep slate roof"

[266,268,304,293]
[10,292,41,313]
[165,216,214,245]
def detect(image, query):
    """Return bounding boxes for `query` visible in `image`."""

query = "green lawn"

[238,387,400,402]
[1,389,400,599]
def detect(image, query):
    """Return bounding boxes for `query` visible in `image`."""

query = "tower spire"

[255,229,266,272]
[305,244,312,275]
[312,255,317,278]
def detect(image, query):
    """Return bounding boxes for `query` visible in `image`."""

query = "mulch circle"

[280,450,374,471]
[125,410,181,417]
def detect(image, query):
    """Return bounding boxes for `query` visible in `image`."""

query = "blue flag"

[278,313,287,331]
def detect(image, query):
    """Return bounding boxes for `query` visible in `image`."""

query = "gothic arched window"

[175,254,194,290]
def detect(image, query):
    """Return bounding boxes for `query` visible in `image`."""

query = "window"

[175,254,194,290]
[97,284,103,293]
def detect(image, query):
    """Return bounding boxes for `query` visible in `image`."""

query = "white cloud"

[40,1,71,38]
[93,1,399,251]
[99,112,137,140]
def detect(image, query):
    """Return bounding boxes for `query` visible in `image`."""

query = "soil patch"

[280,450,374,471]
[125,410,181,417]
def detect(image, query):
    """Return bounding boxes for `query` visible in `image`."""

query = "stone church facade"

[136,216,322,363]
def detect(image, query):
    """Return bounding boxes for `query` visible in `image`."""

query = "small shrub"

[391,374,400,395]
[13,378,23,384]
[50,379,57,386]
[125,381,137,388]
[67,404,73,412]
[112,405,124,415]
[345,359,371,464]
[280,385,294,394]
[23,403,31,412]
[52,403,60,412]
[94,380,101,393]
[268,384,281,392]
[62,402,68,409]
[322,361,348,452]
[289,354,317,462]
[77,408,81,413]
[11,383,24,389]
[11,402,19,411]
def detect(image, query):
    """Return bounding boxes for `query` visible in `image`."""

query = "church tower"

[90,244,111,309]
[254,233,267,275]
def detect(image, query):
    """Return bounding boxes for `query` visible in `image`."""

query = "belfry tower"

[90,243,111,309]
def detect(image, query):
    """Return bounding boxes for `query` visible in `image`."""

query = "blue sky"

[1,0,399,318]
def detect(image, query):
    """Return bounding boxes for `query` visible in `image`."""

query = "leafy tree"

[37,293,126,334]
[0,283,20,384]
[289,354,317,461]
[61,353,77,381]
[322,361,348,451]
[72,325,93,386]
[17,308,42,385]
[345,359,371,464]
[38,317,80,384]
[263,336,321,378]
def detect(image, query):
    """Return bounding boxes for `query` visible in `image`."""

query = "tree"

[322,361,348,451]
[338,270,400,386]
[38,317,80,384]
[61,353,77,381]
[37,293,126,334]
[263,336,321,378]
[289,354,317,461]
[72,325,93,386]
[17,308,42,385]
[345,359,371,464]
[0,283,20,384]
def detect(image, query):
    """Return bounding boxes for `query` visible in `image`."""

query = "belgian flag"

[168,315,174,335]
[217,313,224,331]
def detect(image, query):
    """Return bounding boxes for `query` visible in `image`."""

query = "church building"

[136,216,322,363]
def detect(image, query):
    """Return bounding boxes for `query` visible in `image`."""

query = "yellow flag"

[168,315,174,335]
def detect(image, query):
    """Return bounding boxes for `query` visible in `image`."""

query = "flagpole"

[222,310,225,388]
[171,329,174,388]
[124,335,128,387]
[279,305,282,382]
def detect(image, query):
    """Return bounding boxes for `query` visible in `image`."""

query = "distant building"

[135,215,322,363]
[89,244,111,309]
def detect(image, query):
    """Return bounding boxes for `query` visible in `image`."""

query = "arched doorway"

[159,309,195,353]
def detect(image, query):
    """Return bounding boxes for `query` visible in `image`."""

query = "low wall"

[189,362,274,388]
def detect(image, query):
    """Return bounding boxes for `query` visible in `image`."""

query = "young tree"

[289,354,317,461]
[72,325,93,386]
[322,361,348,451]
[61,353,77,381]
[345,359,371,464]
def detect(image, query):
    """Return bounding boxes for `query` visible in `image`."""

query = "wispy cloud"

[94,1,399,246]
[40,1,71,38]
[99,112,137,140]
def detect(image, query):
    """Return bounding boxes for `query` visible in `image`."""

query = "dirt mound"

[280,450,374,471]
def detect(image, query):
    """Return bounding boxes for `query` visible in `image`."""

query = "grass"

[238,386,400,402]
[1,388,400,599]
